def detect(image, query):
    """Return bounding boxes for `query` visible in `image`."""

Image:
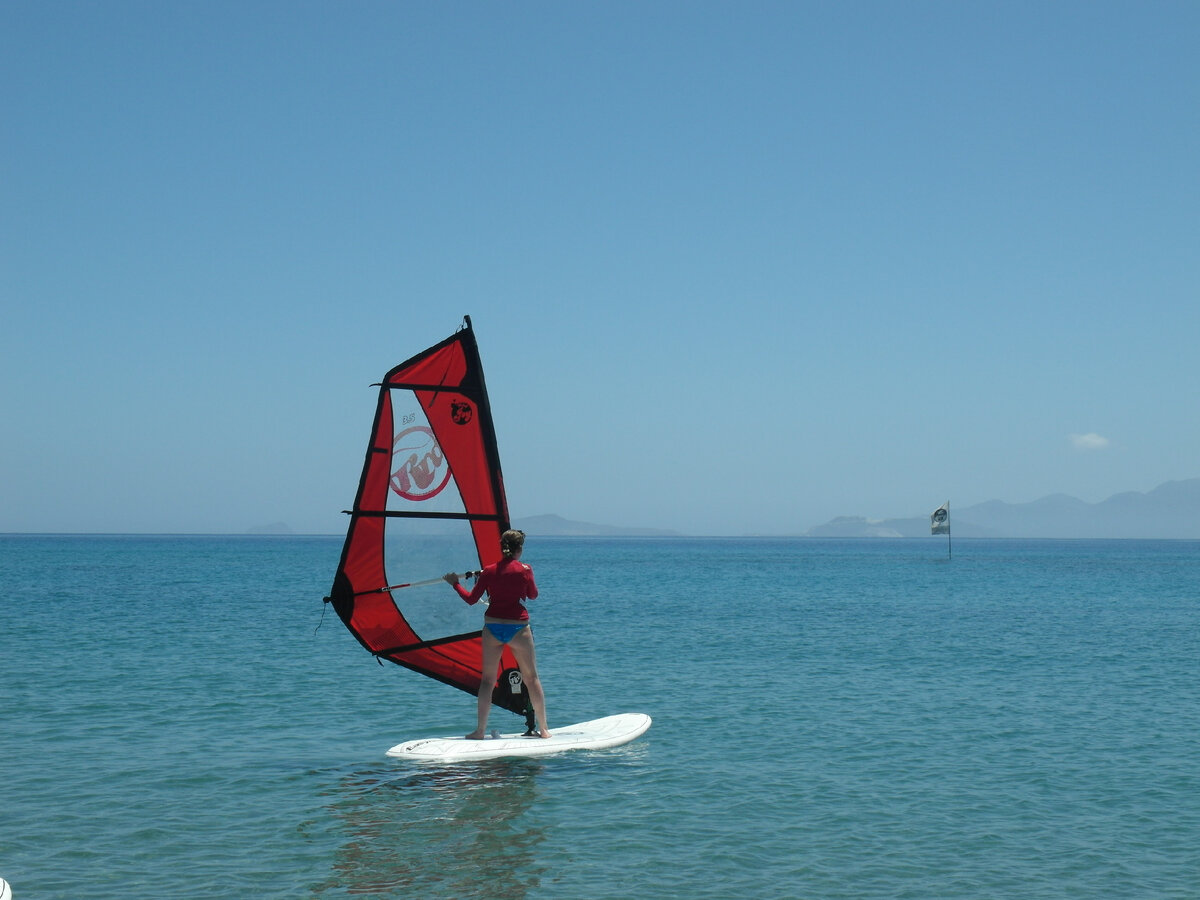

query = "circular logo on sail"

[450,399,474,425]
[391,426,451,501]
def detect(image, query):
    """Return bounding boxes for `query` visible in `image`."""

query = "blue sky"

[3,1,1197,535]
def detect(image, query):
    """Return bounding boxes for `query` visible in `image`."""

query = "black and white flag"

[931,502,950,535]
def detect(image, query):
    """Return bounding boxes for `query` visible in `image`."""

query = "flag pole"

[931,501,951,559]
[947,504,952,560]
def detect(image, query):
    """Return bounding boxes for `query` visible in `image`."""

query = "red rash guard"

[453,557,538,621]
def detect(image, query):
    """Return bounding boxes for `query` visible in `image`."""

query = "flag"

[931,502,950,535]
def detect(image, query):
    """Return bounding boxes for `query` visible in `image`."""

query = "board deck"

[386,712,651,762]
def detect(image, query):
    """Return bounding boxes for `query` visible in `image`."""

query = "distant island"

[513,514,680,537]
[806,478,1200,539]
[245,515,675,538]
[246,522,295,535]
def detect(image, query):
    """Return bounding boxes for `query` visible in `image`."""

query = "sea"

[1,535,1197,899]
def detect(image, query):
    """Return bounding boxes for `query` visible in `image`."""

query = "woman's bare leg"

[507,627,550,737]
[468,630,504,739]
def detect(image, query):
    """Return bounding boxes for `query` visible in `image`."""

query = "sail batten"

[327,317,527,716]
[376,631,488,655]
[348,510,506,521]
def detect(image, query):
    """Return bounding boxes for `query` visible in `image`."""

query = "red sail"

[327,317,527,716]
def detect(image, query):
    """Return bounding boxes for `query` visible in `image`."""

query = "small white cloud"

[1069,432,1110,451]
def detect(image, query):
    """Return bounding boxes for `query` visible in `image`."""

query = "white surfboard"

[1,875,12,900]
[387,712,651,762]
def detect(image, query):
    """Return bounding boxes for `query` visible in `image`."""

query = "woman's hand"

[443,572,459,585]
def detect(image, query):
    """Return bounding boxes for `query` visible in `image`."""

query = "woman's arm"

[445,570,489,605]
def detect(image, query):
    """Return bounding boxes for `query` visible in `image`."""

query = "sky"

[3,1,1198,536]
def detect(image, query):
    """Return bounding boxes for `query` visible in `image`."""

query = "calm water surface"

[1,535,1197,898]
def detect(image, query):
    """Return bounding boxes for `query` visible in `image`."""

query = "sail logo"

[450,399,474,425]
[391,426,451,501]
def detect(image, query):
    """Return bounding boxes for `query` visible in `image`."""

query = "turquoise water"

[2,535,1198,898]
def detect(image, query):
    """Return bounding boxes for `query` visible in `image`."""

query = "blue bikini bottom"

[484,623,529,644]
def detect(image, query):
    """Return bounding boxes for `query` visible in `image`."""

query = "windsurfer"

[445,529,551,739]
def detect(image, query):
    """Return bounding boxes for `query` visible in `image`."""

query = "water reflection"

[313,759,546,898]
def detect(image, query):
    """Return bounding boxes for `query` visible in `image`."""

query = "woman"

[444,529,550,739]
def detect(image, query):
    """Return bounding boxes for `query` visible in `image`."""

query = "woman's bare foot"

[538,729,551,739]
[465,730,486,740]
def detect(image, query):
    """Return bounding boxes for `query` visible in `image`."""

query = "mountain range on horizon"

[247,479,1199,538]
[805,478,1200,539]
[515,479,1200,539]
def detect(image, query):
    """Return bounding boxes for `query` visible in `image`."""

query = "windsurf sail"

[325,316,531,719]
